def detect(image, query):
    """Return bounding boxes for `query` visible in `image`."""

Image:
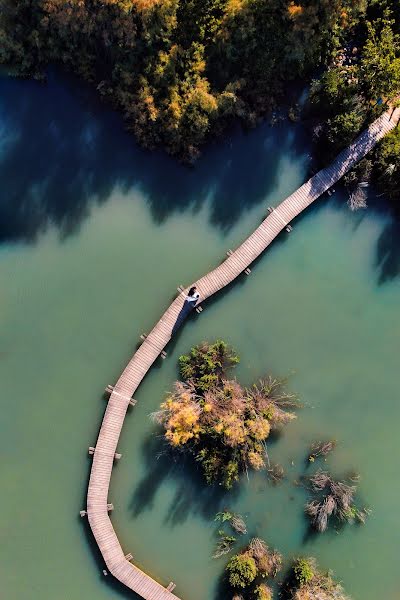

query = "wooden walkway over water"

[84,107,399,600]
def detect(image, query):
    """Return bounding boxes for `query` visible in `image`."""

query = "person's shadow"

[171,298,197,335]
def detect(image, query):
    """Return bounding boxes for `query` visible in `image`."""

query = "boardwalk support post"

[226,249,233,257]
[177,285,185,294]
[167,582,176,592]
[140,334,148,342]
[286,225,293,233]
[195,305,203,314]
[107,503,114,512]
[161,350,167,359]
[102,570,108,577]
[114,453,122,460]
[106,387,135,405]
[88,446,96,456]
[244,268,251,275]
[125,553,133,561]
[80,510,87,517]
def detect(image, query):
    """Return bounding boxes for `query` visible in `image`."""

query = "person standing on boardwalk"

[186,286,200,304]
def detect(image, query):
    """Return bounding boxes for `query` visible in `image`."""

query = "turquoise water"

[1,72,399,600]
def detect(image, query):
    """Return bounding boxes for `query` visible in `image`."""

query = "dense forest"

[0,1,399,196]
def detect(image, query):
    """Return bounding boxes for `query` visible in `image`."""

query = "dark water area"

[1,70,399,286]
[1,70,400,600]
[0,70,310,243]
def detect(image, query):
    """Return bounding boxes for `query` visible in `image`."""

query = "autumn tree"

[154,341,298,489]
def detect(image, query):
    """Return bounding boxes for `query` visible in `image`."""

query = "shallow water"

[1,72,399,600]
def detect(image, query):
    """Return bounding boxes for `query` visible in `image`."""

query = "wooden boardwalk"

[85,107,399,600]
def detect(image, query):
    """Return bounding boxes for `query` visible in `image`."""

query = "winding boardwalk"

[85,107,400,600]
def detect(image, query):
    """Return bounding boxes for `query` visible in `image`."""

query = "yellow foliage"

[158,374,297,485]
[168,405,199,427]
[246,418,270,441]
[247,451,265,470]
[137,80,159,122]
[225,0,245,16]
[189,79,218,114]
[133,0,162,10]
[221,414,246,446]
[161,385,201,447]
[340,9,349,28]
[166,426,199,446]
[166,87,183,125]
[288,2,303,18]
[102,0,161,12]
[161,397,173,410]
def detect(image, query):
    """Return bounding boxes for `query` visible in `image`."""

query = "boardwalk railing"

[84,107,400,600]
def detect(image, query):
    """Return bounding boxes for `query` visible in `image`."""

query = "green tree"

[294,557,315,585]
[374,126,400,199]
[176,0,227,47]
[255,584,273,600]
[226,553,257,588]
[326,111,364,151]
[361,21,400,102]
[178,340,239,392]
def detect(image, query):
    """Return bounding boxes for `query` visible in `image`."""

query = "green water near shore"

[1,73,399,600]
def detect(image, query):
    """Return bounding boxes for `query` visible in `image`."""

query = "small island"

[288,557,351,600]
[226,537,282,598]
[153,340,299,489]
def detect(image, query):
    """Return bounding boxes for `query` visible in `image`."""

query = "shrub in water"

[226,553,257,589]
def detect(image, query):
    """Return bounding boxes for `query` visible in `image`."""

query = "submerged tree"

[290,557,351,600]
[153,343,299,489]
[225,537,282,596]
[304,470,370,532]
[254,583,273,600]
[347,184,368,211]
[248,538,282,578]
[266,462,285,484]
[215,510,248,534]
[213,530,237,558]
[308,440,336,463]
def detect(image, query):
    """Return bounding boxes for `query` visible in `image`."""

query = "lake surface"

[1,72,399,600]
